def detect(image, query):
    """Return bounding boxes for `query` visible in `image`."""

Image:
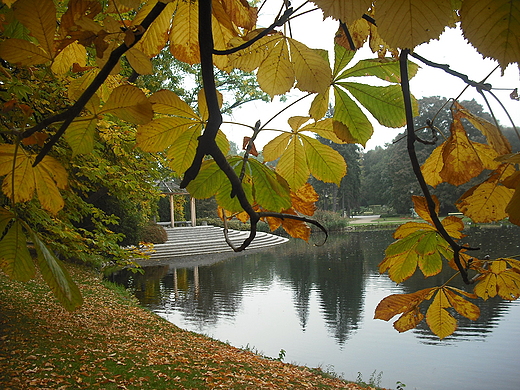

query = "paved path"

[349,215,381,224]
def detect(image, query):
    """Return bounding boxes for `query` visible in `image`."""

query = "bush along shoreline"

[0,262,388,389]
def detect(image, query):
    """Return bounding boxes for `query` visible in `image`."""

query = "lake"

[113,226,520,390]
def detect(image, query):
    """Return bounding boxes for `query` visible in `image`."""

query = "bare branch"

[400,49,479,284]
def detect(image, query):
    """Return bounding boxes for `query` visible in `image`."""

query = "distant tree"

[359,146,392,209]
[311,137,361,216]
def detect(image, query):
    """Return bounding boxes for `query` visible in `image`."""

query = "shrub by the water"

[140,223,168,244]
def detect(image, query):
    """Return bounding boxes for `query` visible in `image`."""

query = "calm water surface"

[114,226,520,390]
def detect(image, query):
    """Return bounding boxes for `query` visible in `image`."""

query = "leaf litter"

[0,263,386,389]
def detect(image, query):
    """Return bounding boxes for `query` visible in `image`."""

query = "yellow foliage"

[0,144,67,214]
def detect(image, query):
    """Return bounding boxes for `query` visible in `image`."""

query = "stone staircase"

[147,225,288,260]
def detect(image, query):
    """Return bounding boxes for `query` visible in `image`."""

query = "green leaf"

[418,250,443,277]
[166,123,203,174]
[0,207,14,237]
[29,229,82,311]
[137,117,198,152]
[333,44,355,78]
[215,161,253,213]
[65,117,97,156]
[300,135,346,185]
[415,230,440,255]
[333,85,373,146]
[0,220,35,282]
[338,82,410,128]
[248,159,291,212]
[186,159,226,199]
[337,58,419,83]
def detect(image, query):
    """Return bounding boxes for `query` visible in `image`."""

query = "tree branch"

[410,52,492,92]
[400,49,478,284]
[212,7,294,55]
[28,1,168,166]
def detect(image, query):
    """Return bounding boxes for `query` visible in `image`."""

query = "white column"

[169,194,175,228]
[190,197,196,226]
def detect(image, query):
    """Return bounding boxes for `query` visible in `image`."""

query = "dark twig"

[410,52,492,92]
[400,49,479,284]
[238,120,261,183]
[212,7,294,55]
[339,22,356,51]
[486,89,520,140]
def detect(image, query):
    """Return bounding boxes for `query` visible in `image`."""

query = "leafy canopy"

[0,0,519,339]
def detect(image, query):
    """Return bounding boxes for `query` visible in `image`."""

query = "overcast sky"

[221,6,520,151]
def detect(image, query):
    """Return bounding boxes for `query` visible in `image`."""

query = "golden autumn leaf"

[457,181,514,223]
[220,0,258,30]
[374,287,433,323]
[421,144,444,187]
[0,39,51,66]
[376,0,453,49]
[198,88,223,122]
[288,39,331,94]
[411,195,439,225]
[149,89,197,118]
[228,31,280,72]
[169,0,200,64]
[426,288,458,339]
[266,208,311,241]
[454,101,511,155]
[0,144,67,214]
[126,48,154,75]
[133,1,176,58]
[257,37,294,97]
[291,183,319,216]
[51,42,87,74]
[506,183,520,225]
[474,260,520,300]
[460,0,520,70]
[439,117,485,186]
[100,85,153,125]
[13,0,56,56]
[444,287,480,321]
[312,0,372,25]
[309,89,330,121]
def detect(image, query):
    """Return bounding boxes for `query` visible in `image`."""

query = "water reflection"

[113,226,520,390]
[115,227,520,344]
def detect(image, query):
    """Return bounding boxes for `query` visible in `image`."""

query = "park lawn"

[0,263,384,389]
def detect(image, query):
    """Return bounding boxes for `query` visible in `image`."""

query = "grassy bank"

[0,263,385,389]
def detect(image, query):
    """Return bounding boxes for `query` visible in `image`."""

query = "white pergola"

[158,180,196,228]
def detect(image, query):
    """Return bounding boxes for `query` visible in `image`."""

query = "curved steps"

[148,225,288,259]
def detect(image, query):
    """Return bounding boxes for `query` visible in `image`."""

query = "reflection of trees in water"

[282,231,394,344]
[113,226,520,345]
